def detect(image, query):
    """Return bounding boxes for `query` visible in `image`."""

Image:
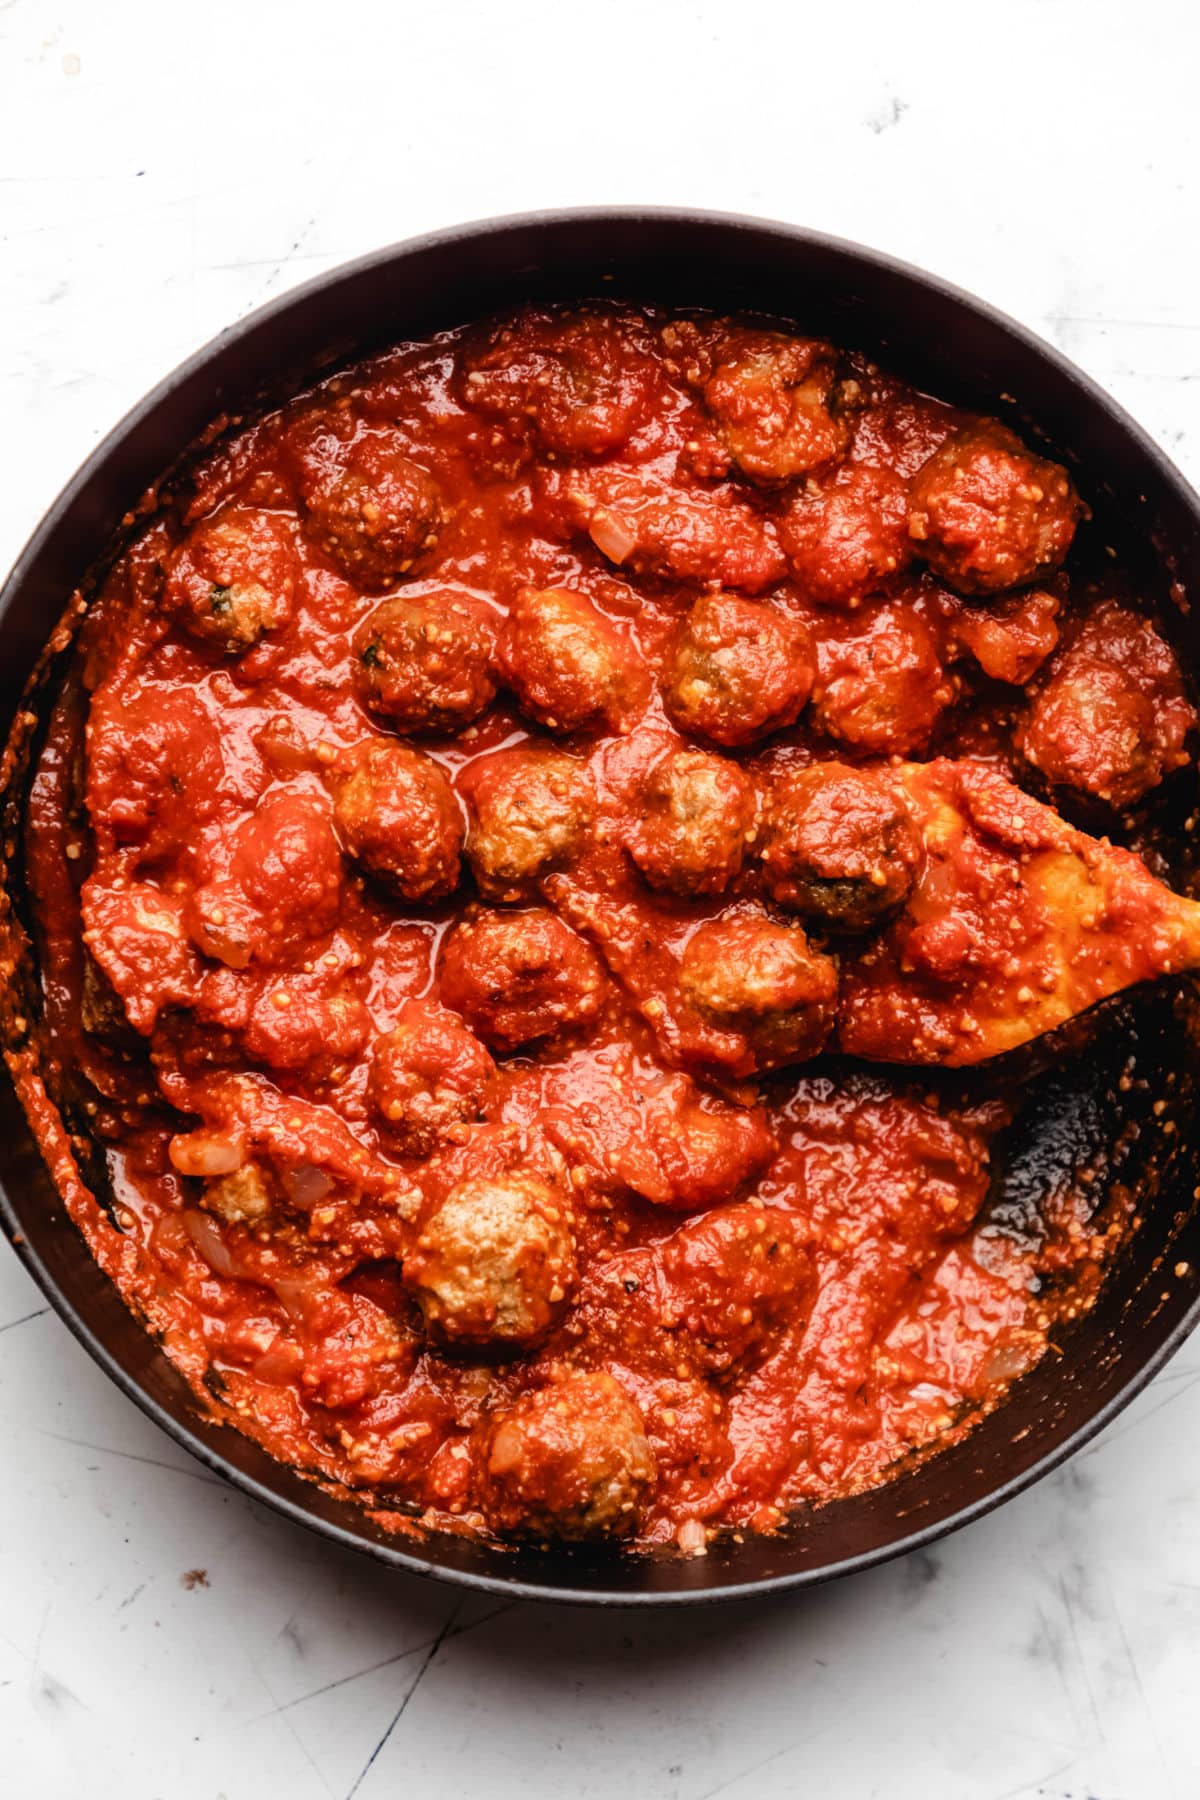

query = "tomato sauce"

[8,302,1194,1553]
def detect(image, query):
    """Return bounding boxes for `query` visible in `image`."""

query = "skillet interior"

[3,209,1200,1604]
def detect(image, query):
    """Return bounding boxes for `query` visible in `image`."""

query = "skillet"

[2,208,1199,1603]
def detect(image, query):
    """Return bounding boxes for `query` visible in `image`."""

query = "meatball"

[500,586,642,732]
[778,463,913,608]
[642,1081,775,1209]
[1019,601,1195,807]
[233,790,343,916]
[544,1064,775,1211]
[572,467,788,594]
[481,1371,656,1539]
[946,587,1060,686]
[662,594,815,748]
[760,762,922,930]
[625,746,757,898]
[459,308,657,457]
[404,1173,576,1347]
[164,506,298,651]
[353,590,497,734]
[659,1202,813,1375]
[463,747,593,901]
[332,740,463,900]
[810,599,953,755]
[908,421,1084,595]
[86,685,245,854]
[369,998,495,1156]
[438,907,606,1050]
[189,789,343,965]
[293,419,444,589]
[679,910,837,1072]
[82,882,201,1034]
[241,965,370,1080]
[682,326,850,483]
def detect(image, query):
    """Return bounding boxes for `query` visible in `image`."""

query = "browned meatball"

[659,1202,814,1375]
[679,910,837,1071]
[944,587,1060,686]
[1019,601,1195,806]
[662,594,815,749]
[459,308,657,457]
[908,422,1084,595]
[673,323,850,483]
[462,747,593,901]
[625,746,757,897]
[500,587,642,732]
[369,998,495,1156]
[567,466,788,594]
[332,740,463,900]
[232,789,344,916]
[760,762,922,930]
[353,590,497,733]
[481,1371,656,1539]
[241,964,370,1080]
[86,686,237,855]
[190,789,343,966]
[293,420,444,589]
[164,507,299,651]
[810,600,953,755]
[404,1173,576,1347]
[545,1064,776,1211]
[778,463,913,608]
[438,907,606,1050]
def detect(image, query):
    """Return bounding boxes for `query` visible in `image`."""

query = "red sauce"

[9,303,1193,1553]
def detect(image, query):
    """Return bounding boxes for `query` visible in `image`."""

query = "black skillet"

[3,208,1200,1604]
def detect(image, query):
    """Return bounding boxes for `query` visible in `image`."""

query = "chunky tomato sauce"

[8,303,1198,1552]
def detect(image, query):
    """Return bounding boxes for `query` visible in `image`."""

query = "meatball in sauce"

[907,420,1084,595]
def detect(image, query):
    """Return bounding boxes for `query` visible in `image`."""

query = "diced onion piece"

[676,1518,708,1557]
[279,1163,335,1209]
[978,1340,1036,1385]
[487,1420,523,1476]
[252,1337,305,1383]
[272,1267,330,1320]
[170,1128,246,1178]
[257,716,315,773]
[588,508,638,565]
[183,1208,240,1278]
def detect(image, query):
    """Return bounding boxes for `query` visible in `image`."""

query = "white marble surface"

[5,1,1200,1793]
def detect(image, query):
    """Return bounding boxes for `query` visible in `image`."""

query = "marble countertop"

[5,1,1200,1793]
